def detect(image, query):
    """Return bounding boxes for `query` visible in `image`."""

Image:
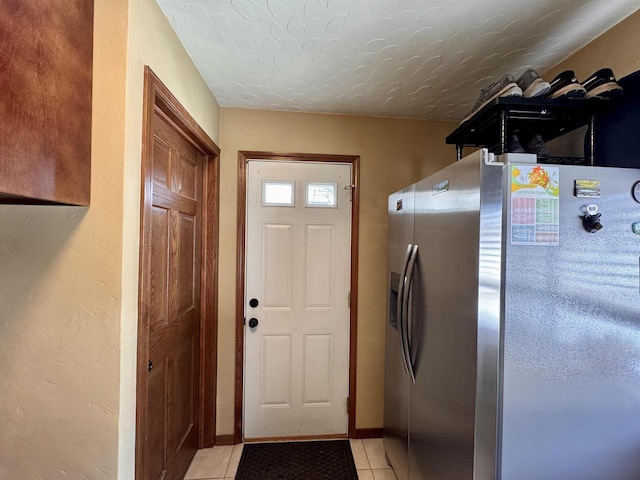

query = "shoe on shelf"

[582,68,623,98]
[460,74,522,124]
[546,70,586,99]
[526,134,549,160]
[516,69,551,98]
[507,134,525,153]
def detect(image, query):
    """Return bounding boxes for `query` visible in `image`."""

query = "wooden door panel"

[167,330,196,456]
[177,213,196,315]
[142,110,202,480]
[150,206,170,334]
[172,153,197,199]
[153,137,171,188]
[147,360,167,480]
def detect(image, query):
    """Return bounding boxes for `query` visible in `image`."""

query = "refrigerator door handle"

[403,245,419,384]
[397,244,413,376]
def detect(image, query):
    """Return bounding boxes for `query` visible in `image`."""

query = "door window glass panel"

[263,181,295,206]
[306,183,337,208]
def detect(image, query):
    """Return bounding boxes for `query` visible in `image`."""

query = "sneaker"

[460,74,522,124]
[516,69,551,98]
[526,134,549,160]
[507,134,525,153]
[546,70,586,99]
[582,68,623,98]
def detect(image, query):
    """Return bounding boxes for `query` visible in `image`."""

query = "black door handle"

[248,318,259,328]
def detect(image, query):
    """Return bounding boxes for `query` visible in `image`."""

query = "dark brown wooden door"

[141,109,203,480]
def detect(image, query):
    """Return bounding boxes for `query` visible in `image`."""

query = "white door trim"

[234,152,360,443]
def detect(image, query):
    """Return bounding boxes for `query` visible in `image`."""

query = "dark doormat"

[235,439,359,480]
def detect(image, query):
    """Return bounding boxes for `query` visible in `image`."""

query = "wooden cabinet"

[0,0,93,205]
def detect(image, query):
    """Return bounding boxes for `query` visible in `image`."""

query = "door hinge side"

[343,184,354,201]
[346,397,349,413]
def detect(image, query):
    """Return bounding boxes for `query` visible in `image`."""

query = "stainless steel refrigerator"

[383,149,640,480]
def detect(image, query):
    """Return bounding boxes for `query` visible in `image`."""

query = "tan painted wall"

[216,108,457,434]
[546,9,640,81]
[0,1,128,478]
[119,0,221,477]
[0,0,220,478]
[543,10,640,161]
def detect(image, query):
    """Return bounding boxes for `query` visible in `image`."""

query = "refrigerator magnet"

[575,179,601,198]
[632,181,640,203]
[510,165,560,246]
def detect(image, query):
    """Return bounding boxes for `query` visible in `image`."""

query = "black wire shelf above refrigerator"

[446,96,615,161]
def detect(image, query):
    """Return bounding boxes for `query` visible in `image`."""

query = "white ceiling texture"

[156,0,640,121]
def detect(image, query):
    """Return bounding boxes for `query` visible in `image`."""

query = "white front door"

[244,160,352,439]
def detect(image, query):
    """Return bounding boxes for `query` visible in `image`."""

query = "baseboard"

[353,428,383,439]
[215,434,235,445]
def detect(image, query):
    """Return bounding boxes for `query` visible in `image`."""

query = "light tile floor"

[183,438,397,480]
[351,438,397,480]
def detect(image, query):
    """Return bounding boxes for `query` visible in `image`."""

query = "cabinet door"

[0,0,93,205]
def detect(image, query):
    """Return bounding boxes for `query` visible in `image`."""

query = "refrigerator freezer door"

[408,150,487,480]
[500,164,640,480]
[384,186,415,480]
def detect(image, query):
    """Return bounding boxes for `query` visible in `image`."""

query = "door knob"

[248,318,259,328]
[249,298,259,308]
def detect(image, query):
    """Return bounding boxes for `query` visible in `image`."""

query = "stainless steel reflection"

[384,186,415,480]
[409,152,483,480]
[473,157,504,480]
[385,150,640,480]
[500,165,640,480]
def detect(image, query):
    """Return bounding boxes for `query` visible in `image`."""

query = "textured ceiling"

[156,0,639,121]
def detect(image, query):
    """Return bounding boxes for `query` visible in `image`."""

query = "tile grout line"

[222,450,231,479]
[362,439,374,470]
[222,444,235,479]
[352,439,371,470]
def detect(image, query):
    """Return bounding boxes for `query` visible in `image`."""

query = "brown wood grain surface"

[137,68,220,480]
[0,0,93,205]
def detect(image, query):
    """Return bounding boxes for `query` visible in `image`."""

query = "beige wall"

[0,0,220,478]
[0,1,128,478]
[119,0,221,477]
[543,9,640,159]
[546,9,640,81]
[216,108,457,434]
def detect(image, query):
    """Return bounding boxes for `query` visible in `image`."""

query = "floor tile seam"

[362,439,376,469]
[351,439,371,470]
[219,445,234,478]
[357,468,373,479]
[224,444,242,478]
[363,439,388,470]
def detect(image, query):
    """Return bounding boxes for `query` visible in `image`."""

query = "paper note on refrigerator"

[510,165,559,245]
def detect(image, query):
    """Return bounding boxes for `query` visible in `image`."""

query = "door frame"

[135,67,221,478]
[234,151,360,442]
